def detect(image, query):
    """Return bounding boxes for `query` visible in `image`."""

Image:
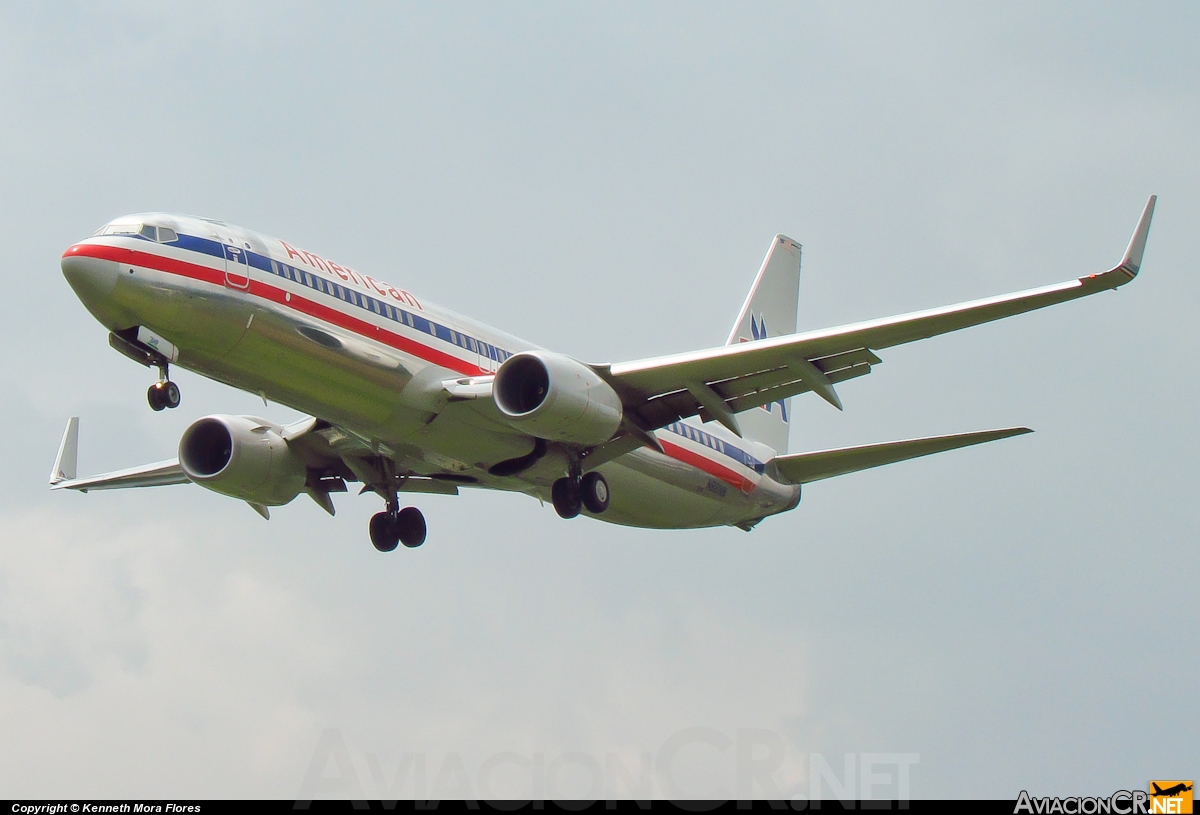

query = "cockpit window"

[103,222,142,236]
[94,221,179,242]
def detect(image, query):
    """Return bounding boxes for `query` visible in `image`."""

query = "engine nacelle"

[179,415,307,506]
[493,351,624,446]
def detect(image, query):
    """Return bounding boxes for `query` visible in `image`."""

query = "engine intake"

[179,415,307,506]
[493,351,623,446]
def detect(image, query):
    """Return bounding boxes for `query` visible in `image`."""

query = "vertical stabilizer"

[725,235,801,453]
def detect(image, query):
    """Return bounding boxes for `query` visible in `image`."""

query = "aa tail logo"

[742,313,788,422]
[750,314,767,342]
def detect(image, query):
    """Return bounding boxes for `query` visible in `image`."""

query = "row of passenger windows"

[665,421,765,473]
[268,259,513,364]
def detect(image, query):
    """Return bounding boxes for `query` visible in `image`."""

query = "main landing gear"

[369,479,426,552]
[551,470,609,519]
[147,363,181,412]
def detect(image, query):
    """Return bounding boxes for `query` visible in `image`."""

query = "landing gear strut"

[551,468,609,519]
[147,363,181,411]
[368,470,426,552]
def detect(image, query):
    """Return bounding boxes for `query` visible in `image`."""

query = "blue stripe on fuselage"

[663,421,766,474]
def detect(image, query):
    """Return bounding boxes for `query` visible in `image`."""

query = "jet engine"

[178,415,307,506]
[493,351,624,446]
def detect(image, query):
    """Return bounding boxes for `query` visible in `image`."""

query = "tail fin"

[725,235,802,453]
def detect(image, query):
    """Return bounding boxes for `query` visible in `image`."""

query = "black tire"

[397,507,426,548]
[147,384,166,411]
[369,512,399,552]
[163,381,181,409]
[551,477,582,519]
[581,471,610,514]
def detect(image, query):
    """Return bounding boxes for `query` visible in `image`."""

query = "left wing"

[599,196,1155,437]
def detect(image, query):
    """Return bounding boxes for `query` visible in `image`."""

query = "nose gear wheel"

[147,380,181,411]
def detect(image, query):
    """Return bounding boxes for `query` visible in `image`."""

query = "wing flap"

[724,362,873,415]
[773,427,1032,485]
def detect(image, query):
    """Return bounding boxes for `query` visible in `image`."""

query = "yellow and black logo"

[1150,781,1193,814]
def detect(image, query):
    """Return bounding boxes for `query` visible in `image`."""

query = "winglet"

[50,417,80,484]
[1119,194,1157,277]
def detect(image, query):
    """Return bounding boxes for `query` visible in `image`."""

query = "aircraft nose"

[61,243,119,304]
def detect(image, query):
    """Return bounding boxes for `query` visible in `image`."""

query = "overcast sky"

[1,1,1196,800]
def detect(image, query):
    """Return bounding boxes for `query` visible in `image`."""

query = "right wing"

[48,417,189,492]
[771,427,1032,485]
[600,196,1156,437]
[47,416,461,510]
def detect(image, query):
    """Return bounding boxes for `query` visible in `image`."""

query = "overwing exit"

[51,197,1156,549]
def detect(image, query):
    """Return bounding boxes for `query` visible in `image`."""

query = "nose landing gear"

[147,376,181,411]
[146,359,181,412]
[108,330,182,412]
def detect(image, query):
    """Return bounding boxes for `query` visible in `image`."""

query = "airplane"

[50,196,1156,551]
[1152,783,1193,798]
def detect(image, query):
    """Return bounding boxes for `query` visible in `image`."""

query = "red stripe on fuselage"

[67,242,484,376]
[659,439,755,493]
[67,241,224,286]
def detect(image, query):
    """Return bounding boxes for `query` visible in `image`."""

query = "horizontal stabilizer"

[772,427,1032,485]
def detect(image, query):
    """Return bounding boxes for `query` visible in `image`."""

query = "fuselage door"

[223,238,252,290]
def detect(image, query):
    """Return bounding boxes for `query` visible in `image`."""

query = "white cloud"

[0,504,825,797]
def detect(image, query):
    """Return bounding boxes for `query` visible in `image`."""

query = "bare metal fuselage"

[62,213,799,530]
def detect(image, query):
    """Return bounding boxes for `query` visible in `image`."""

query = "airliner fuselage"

[61,213,796,535]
